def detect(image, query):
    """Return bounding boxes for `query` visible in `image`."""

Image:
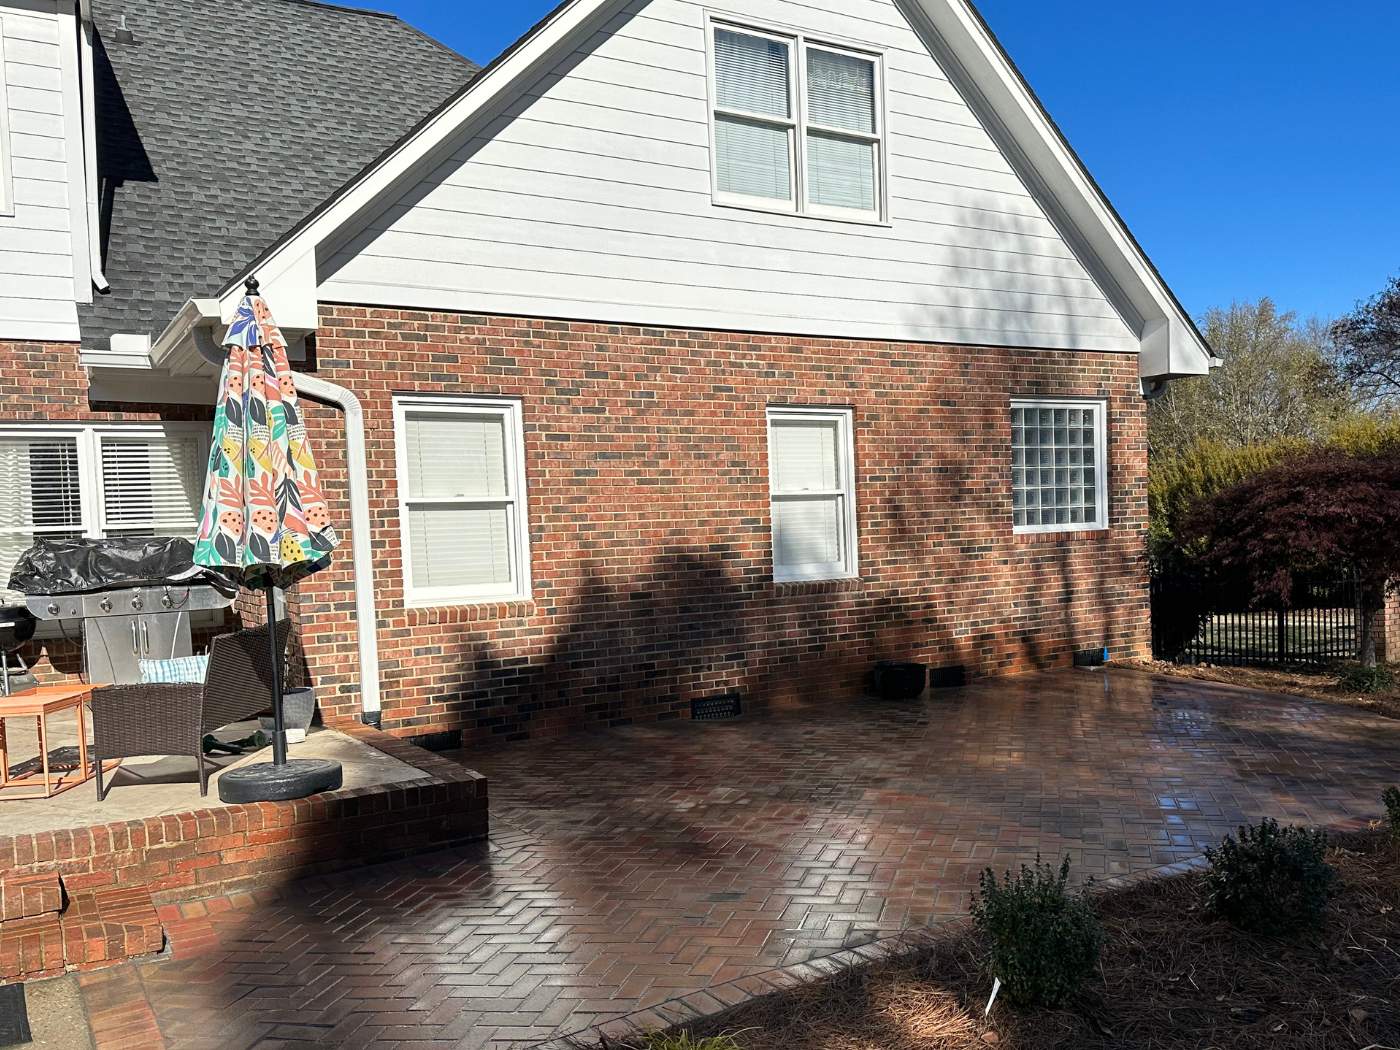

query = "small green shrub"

[1384,787,1400,839]
[1203,819,1335,934]
[1337,663,1397,695]
[971,855,1103,1009]
[634,1034,745,1050]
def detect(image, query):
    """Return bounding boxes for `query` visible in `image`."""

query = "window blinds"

[401,408,520,598]
[407,506,513,589]
[100,435,204,536]
[715,29,790,116]
[711,25,881,216]
[714,29,793,203]
[806,48,875,133]
[404,412,508,500]
[771,419,840,493]
[806,48,877,212]
[0,437,83,598]
[768,416,851,579]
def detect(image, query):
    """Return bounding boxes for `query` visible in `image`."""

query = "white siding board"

[0,10,59,44]
[0,1,81,341]
[5,83,59,115]
[369,189,1087,277]
[3,35,57,67]
[321,0,1137,353]
[2,57,58,91]
[342,225,1121,320]
[417,162,1065,249]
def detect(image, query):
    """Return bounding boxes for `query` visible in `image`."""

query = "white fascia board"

[215,0,623,324]
[904,0,1212,380]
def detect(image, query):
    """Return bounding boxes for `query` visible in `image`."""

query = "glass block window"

[1010,401,1108,533]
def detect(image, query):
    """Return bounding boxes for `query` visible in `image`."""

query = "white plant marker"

[985,977,1003,1016]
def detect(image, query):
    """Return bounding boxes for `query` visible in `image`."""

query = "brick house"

[2,0,1221,746]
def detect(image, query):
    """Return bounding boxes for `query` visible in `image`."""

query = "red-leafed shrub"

[1185,451,1400,667]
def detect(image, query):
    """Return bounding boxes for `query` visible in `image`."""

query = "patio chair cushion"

[138,654,210,685]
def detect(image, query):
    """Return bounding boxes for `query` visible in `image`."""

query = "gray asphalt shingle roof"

[78,0,477,350]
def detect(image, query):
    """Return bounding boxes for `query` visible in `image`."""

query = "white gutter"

[193,326,382,721]
[77,0,109,294]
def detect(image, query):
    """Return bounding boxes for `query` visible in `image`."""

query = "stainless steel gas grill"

[10,537,237,686]
[27,584,235,685]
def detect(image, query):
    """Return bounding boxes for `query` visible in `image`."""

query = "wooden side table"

[0,684,116,800]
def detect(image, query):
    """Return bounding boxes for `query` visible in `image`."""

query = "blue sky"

[381,1,1399,324]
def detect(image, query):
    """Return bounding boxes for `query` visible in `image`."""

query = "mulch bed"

[1129,660,1400,721]
[623,832,1400,1050]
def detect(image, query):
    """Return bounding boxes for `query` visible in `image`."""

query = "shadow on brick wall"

[427,547,977,744]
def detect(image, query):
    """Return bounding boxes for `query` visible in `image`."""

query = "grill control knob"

[130,595,144,611]
[47,602,60,617]
[100,598,113,613]
[161,594,174,609]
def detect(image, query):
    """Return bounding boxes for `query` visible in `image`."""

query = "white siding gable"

[0,0,83,342]
[320,0,1138,353]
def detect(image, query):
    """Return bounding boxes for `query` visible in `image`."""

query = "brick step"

[0,914,63,982]
[0,872,62,922]
[0,884,163,982]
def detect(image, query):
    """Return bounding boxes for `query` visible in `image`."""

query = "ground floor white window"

[392,395,532,607]
[766,406,859,582]
[0,423,209,599]
[1011,399,1108,533]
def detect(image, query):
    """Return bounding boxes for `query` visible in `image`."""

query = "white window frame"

[766,406,860,583]
[0,15,14,217]
[392,395,532,608]
[0,422,210,601]
[705,15,888,226]
[1010,398,1109,536]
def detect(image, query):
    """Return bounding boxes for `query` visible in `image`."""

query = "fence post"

[1277,607,1288,665]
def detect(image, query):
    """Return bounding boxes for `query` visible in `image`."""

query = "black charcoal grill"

[0,604,37,695]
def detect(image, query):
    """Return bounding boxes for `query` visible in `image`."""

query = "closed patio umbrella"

[194,278,342,802]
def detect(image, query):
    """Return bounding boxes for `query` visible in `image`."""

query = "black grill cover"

[8,537,236,596]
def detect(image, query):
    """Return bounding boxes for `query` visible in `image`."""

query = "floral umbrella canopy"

[194,285,340,793]
[194,293,338,585]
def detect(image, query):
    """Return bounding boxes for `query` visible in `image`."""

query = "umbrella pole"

[266,586,287,766]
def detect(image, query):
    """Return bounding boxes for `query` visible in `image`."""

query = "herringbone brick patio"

[73,670,1400,1048]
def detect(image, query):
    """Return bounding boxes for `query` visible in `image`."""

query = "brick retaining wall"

[0,721,486,906]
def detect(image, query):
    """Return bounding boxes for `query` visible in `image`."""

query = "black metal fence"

[1151,573,1360,667]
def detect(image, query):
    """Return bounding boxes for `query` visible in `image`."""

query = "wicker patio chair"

[91,619,291,800]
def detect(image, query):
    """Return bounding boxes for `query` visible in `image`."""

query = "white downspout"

[194,328,382,722]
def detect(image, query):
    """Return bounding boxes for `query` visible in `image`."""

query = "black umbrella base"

[217,759,343,804]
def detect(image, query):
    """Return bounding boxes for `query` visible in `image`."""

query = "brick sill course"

[0,719,488,909]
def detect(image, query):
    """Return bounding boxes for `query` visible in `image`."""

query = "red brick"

[294,307,1152,744]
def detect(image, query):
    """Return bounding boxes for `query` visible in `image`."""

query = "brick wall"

[300,307,1152,744]
[1381,587,1400,664]
[0,340,217,682]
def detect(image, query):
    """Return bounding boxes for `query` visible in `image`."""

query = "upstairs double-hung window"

[710,22,885,221]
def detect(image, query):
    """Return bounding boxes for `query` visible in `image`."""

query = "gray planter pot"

[261,687,317,743]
